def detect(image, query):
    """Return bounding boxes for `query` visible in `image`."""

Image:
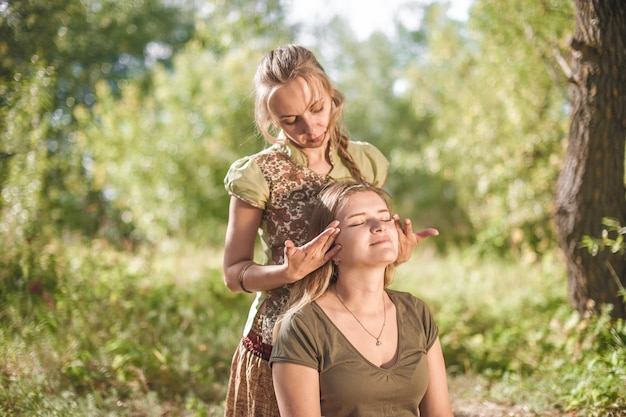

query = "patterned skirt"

[224,316,279,417]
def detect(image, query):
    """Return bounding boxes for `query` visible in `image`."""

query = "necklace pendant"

[376,340,382,346]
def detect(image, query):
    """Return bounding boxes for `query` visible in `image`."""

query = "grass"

[1,237,248,416]
[393,245,626,416]
[1,238,625,416]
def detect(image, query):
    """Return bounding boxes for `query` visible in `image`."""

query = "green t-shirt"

[270,290,439,417]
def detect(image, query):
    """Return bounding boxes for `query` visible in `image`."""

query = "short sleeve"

[224,156,270,209]
[270,312,320,371]
[348,141,389,187]
[419,298,439,351]
[390,290,439,352]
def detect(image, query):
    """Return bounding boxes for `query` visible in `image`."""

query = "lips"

[371,238,392,246]
[310,133,325,143]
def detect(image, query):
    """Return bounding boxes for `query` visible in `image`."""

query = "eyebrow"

[277,98,325,120]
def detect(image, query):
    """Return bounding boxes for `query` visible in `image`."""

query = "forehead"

[336,191,389,218]
[268,77,325,117]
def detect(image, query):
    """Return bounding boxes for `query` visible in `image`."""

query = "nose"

[371,219,386,233]
[300,115,317,135]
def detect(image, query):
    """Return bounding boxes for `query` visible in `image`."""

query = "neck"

[302,144,326,160]
[333,268,386,306]
[301,142,331,174]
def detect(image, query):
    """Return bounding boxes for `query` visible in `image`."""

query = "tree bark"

[554,0,626,319]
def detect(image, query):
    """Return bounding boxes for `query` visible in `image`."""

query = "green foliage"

[415,0,574,256]
[0,62,62,297]
[1,0,197,225]
[394,249,626,416]
[193,0,293,55]
[0,0,198,300]
[580,217,626,311]
[582,217,626,257]
[1,0,195,117]
[78,44,268,244]
[543,305,626,416]
[0,239,251,416]
[394,249,569,375]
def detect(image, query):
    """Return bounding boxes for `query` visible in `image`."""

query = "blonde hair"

[275,182,395,338]
[254,44,366,182]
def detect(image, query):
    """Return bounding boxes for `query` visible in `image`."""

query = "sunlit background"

[2,0,625,416]
[286,0,472,40]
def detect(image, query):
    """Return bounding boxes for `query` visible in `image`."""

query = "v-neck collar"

[312,290,400,372]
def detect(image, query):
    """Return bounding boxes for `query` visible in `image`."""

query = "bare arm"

[419,338,454,417]
[223,196,342,293]
[272,363,321,417]
[393,214,439,265]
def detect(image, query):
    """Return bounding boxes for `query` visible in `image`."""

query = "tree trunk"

[554,0,626,319]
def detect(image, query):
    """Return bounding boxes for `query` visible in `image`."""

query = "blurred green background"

[1,0,624,416]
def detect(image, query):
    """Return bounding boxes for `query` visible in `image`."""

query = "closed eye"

[347,221,365,227]
[347,217,392,227]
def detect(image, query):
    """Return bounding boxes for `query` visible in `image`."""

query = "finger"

[323,227,340,250]
[283,240,296,259]
[310,224,340,247]
[392,214,406,235]
[313,220,340,240]
[323,244,342,262]
[393,214,415,237]
[415,228,439,241]
[403,218,414,236]
[326,220,340,228]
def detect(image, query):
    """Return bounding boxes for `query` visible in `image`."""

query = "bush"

[0,238,251,416]
[393,248,626,415]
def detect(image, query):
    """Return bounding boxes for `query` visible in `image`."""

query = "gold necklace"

[335,287,386,346]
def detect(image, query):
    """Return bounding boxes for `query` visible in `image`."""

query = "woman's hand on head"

[283,221,341,283]
[393,214,439,265]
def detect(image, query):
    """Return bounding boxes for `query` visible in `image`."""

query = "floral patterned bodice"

[225,140,388,345]
[253,150,329,342]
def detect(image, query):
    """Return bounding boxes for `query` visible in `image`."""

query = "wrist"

[282,264,303,284]
[238,261,255,293]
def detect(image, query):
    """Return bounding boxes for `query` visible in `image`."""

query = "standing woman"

[222,44,436,416]
[271,182,453,417]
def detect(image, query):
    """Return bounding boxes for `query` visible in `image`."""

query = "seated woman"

[270,181,453,417]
